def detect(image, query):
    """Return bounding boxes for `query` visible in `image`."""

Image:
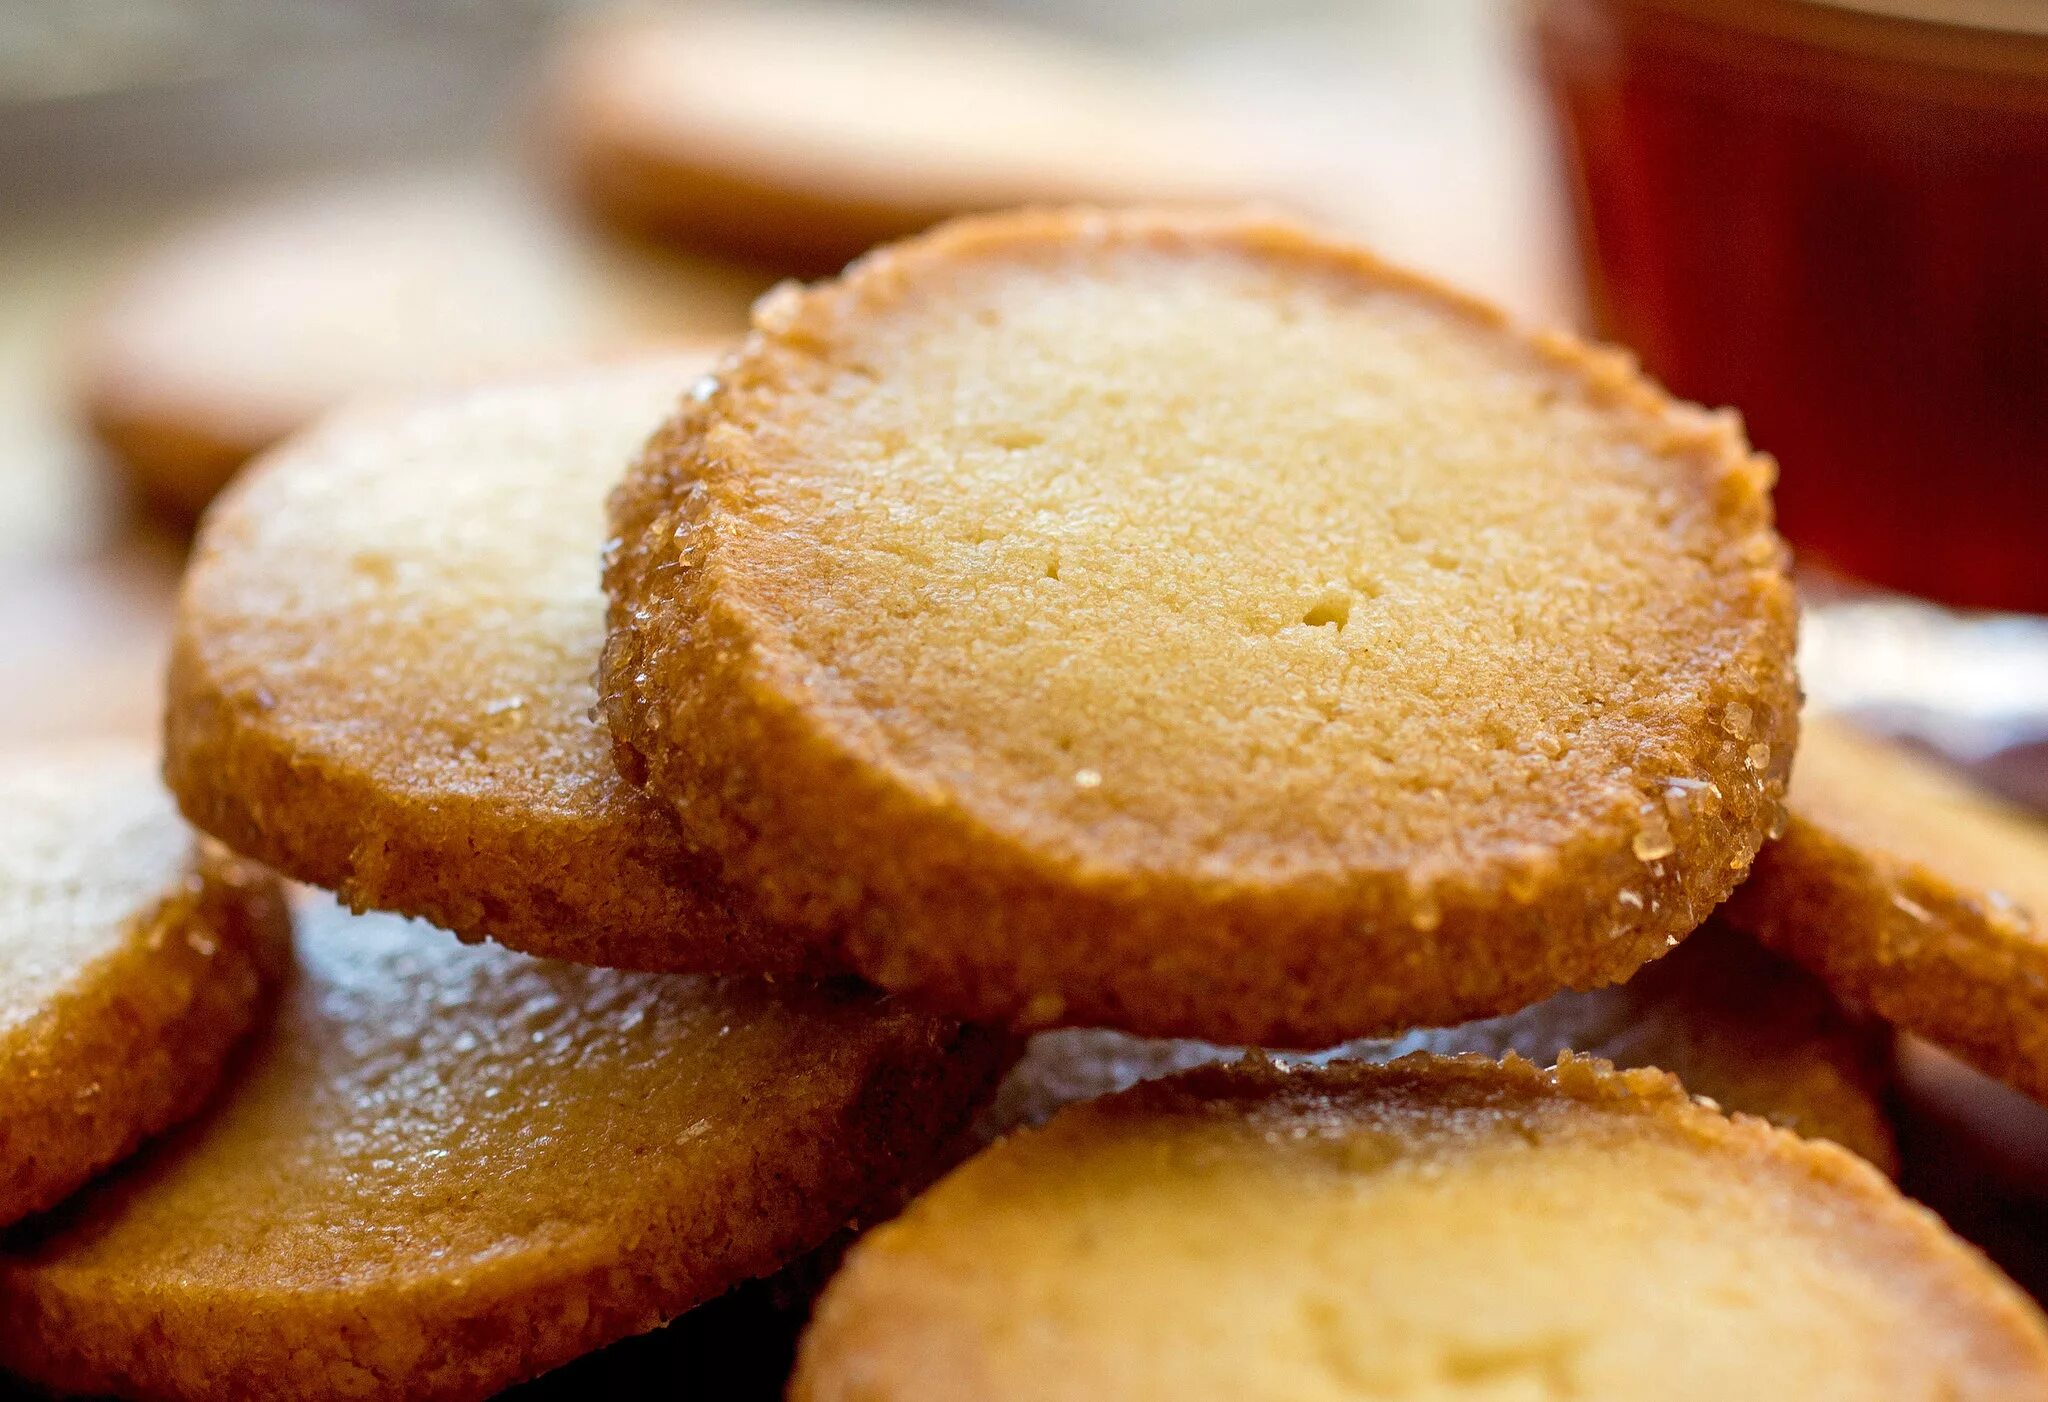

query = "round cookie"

[603,207,1800,1046]
[792,1056,2048,1402]
[0,896,1010,1402]
[1724,714,2048,1105]
[164,353,824,973]
[76,169,768,522]
[548,4,1262,274]
[0,746,289,1229]
[978,920,1897,1173]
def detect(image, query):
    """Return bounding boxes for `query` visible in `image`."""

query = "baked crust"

[0,897,1010,1402]
[603,207,1800,1045]
[1724,715,2048,1104]
[975,920,1898,1174]
[0,746,290,1227]
[792,1054,2048,1401]
[164,356,838,975]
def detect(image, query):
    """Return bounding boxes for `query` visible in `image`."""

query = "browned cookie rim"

[791,1052,2048,1402]
[1725,720,2048,1105]
[972,920,1899,1175]
[163,368,841,977]
[602,206,1800,1046]
[0,759,291,1227]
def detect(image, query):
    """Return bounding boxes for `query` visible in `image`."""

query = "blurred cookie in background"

[548,3,1272,274]
[73,167,769,524]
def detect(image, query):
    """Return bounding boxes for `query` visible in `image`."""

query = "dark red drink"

[1533,0,2048,610]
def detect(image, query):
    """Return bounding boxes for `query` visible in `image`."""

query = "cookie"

[548,4,1261,273]
[0,896,1010,1402]
[603,207,1800,1046]
[792,1055,2048,1402]
[76,169,768,522]
[1724,714,2048,1104]
[164,353,827,973]
[978,920,1897,1172]
[0,746,288,1228]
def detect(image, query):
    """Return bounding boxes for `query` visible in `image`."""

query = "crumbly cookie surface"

[604,207,1800,1044]
[0,897,1008,1402]
[0,746,289,1227]
[793,1055,2048,1402]
[165,354,840,975]
[1725,715,2048,1103]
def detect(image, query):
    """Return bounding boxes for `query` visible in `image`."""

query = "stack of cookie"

[12,204,2048,1400]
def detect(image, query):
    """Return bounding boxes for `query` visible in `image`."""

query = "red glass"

[1532,0,2048,611]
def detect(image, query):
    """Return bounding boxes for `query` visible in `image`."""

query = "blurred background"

[3,0,2048,1382]
[0,0,1573,741]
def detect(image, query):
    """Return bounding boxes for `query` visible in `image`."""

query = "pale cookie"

[165,354,830,973]
[76,169,767,521]
[0,746,288,1228]
[978,920,1897,1173]
[793,1056,2048,1402]
[1725,714,2048,1104]
[603,207,1799,1045]
[0,896,1009,1402]
[548,3,1263,272]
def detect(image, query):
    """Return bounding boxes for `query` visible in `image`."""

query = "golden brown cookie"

[978,920,1897,1172]
[0,896,1009,1402]
[548,5,1262,274]
[1724,714,2048,1105]
[0,746,288,1228]
[164,354,834,974]
[793,1055,2048,1402]
[76,169,768,522]
[603,207,1800,1046]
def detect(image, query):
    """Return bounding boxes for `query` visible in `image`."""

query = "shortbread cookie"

[1725,715,2048,1104]
[793,1056,2048,1402]
[978,921,1896,1172]
[0,746,288,1227]
[0,897,1008,1402]
[549,5,1261,274]
[77,170,766,521]
[164,354,830,973]
[604,208,1799,1045]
